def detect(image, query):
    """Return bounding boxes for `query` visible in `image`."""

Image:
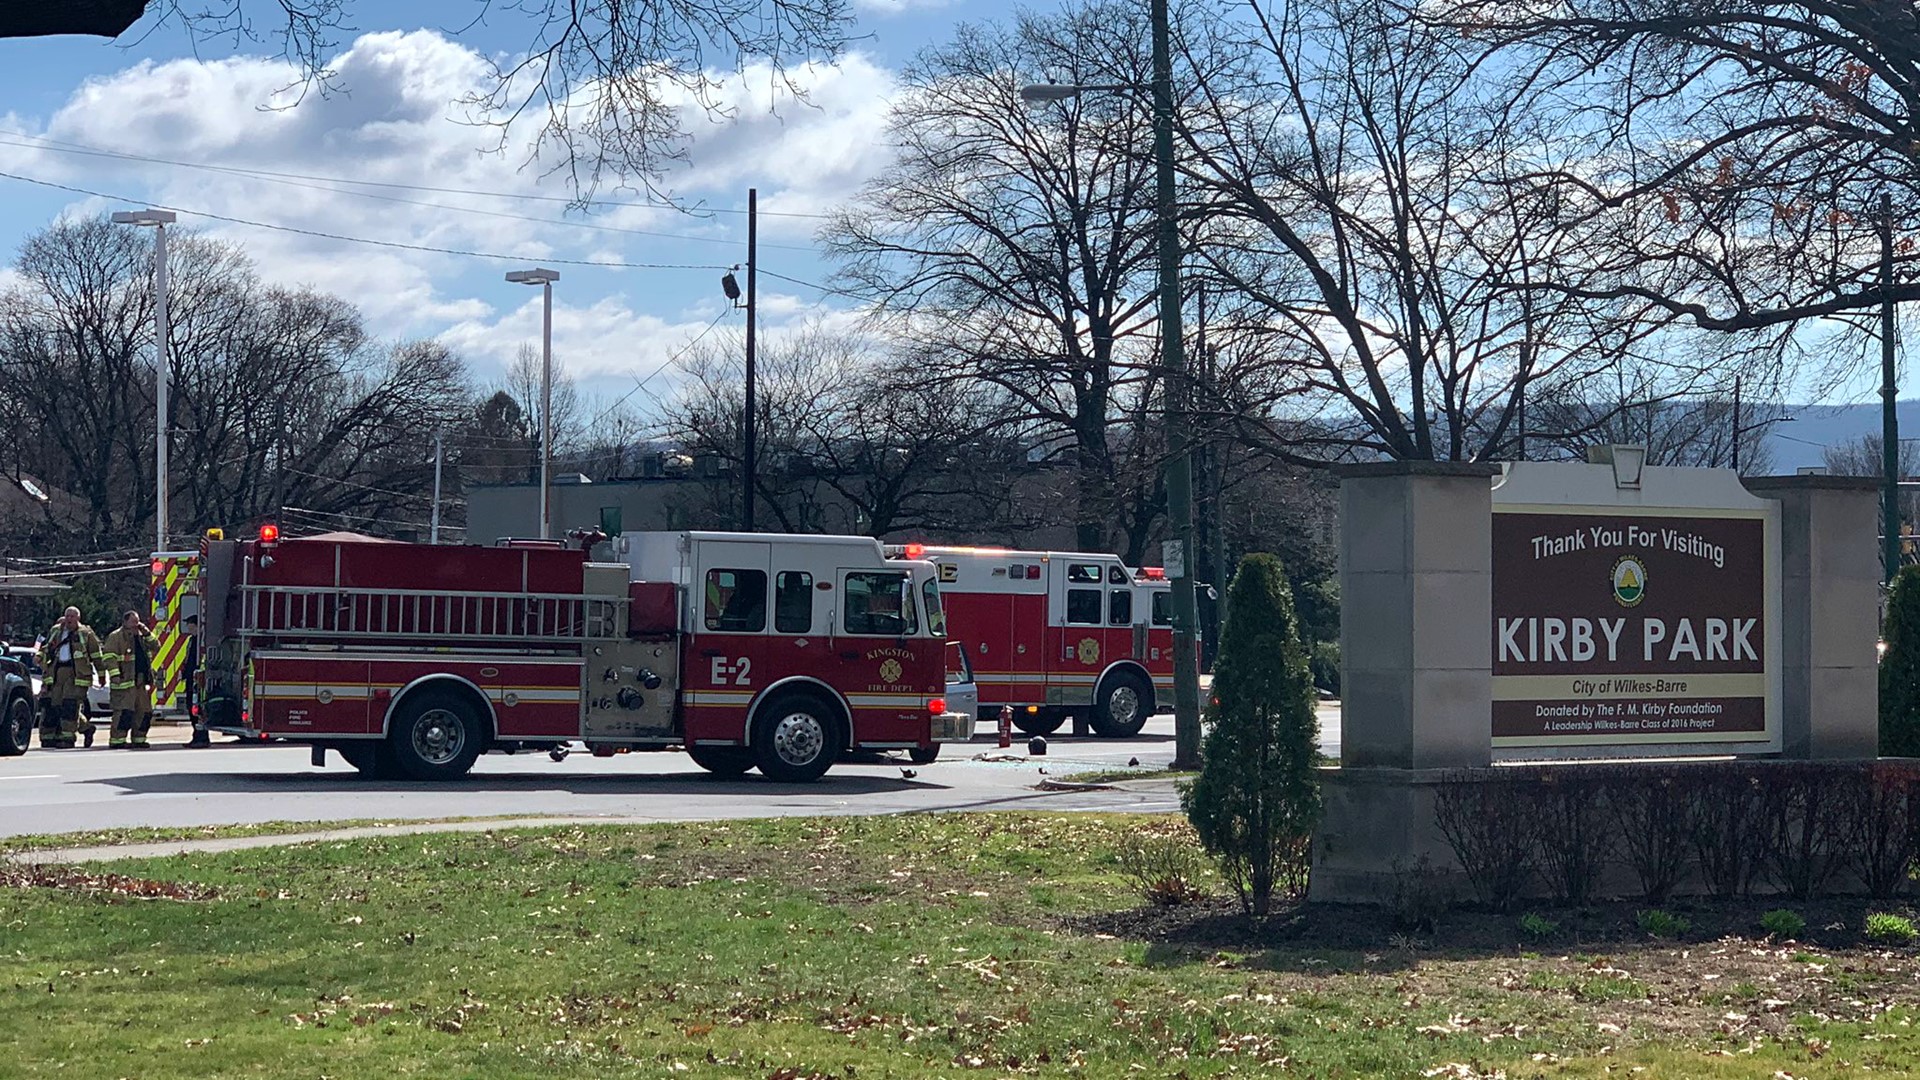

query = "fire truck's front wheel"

[1091,671,1153,738]
[686,744,754,777]
[388,691,487,781]
[751,694,843,783]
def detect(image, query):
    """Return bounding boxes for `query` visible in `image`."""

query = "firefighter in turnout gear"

[38,607,105,748]
[103,610,161,748]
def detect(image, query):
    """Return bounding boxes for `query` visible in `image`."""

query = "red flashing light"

[927,697,947,715]
[258,523,280,544]
[904,543,926,559]
[150,559,165,575]
[1141,567,1166,580]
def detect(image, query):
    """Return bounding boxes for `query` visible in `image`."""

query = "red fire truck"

[887,545,1174,738]
[196,528,972,782]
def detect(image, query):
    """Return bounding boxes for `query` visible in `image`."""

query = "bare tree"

[664,325,1019,537]
[0,217,472,547]
[1826,434,1919,559]
[823,1,1174,556]
[1421,0,1920,346]
[500,342,580,465]
[1,2,855,197]
[1173,0,1732,465]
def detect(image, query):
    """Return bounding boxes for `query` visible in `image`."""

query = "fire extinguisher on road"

[998,705,1013,749]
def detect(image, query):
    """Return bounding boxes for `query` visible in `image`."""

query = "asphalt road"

[0,704,1342,840]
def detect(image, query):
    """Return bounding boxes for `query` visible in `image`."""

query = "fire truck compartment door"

[583,638,680,740]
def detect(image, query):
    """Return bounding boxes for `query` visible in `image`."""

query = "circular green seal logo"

[1611,555,1647,607]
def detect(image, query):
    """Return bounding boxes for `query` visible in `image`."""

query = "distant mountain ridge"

[1760,400,1920,472]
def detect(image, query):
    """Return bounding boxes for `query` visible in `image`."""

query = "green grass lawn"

[1,814,1915,1078]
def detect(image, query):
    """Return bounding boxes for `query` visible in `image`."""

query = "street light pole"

[506,268,561,539]
[111,210,176,553]
[430,426,444,545]
[1016,3,1203,768]
[1149,0,1203,769]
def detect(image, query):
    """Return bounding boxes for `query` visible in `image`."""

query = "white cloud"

[0,30,898,377]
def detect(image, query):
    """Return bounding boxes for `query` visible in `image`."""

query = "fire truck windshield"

[844,571,918,636]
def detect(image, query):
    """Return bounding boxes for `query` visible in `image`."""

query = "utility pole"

[743,187,759,533]
[1207,294,1228,663]
[1515,355,1527,462]
[1151,0,1203,769]
[430,427,444,544]
[1883,192,1901,585]
[1731,375,1742,473]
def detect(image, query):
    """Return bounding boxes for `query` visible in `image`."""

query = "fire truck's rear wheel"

[752,694,842,783]
[388,691,487,781]
[1012,711,1065,737]
[1090,672,1152,738]
[907,745,940,765]
[686,744,754,777]
[0,693,31,756]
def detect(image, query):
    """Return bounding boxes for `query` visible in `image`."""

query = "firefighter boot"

[130,711,152,749]
[81,722,93,747]
[49,700,78,748]
[185,726,211,749]
[110,710,133,748]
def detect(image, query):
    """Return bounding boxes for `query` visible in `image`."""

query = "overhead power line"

[759,268,864,300]
[0,169,731,271]
[0,128,838,220]
[0,134,824,254]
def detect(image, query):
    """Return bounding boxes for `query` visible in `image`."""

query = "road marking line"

[0,774,58,781]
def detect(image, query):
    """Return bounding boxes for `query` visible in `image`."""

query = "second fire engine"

[888,545,1176,738]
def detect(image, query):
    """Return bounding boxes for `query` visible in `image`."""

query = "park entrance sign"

[1314,455,1876,902]
[1490,459,1781,756]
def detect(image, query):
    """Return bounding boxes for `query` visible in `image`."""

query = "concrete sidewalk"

[8,816,645,865]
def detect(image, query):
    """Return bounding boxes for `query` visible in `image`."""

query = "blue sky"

[0,0,1027,410]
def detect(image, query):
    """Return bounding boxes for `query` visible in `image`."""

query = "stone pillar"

[1337,461,1499,770]
[1744,475,1881,759]
[1312,462,1498,903]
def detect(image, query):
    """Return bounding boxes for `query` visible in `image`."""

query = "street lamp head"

[505,268,560,285]
[111,210,176,227]
[1019,83,1081,103]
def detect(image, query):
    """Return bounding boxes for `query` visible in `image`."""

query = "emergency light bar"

[258,523,281,545]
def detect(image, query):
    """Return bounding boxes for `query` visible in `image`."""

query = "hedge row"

[1433,761,1920,911]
